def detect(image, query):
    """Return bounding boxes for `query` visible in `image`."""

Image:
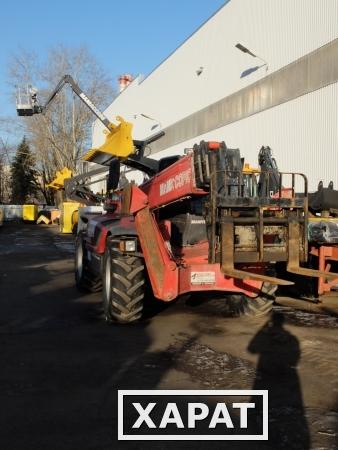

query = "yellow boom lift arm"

[16,73,164,204]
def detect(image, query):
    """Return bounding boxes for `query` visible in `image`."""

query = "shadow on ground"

[0,224,337,449]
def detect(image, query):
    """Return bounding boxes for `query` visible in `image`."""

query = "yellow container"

[60,202,80,233]
[23,204,38,222]
[71,209,79,233]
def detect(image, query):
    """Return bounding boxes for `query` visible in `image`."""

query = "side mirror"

[107,159,120,191]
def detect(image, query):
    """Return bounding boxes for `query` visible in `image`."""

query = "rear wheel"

[102,242,145,323]
[75,234,102,293]
[228,282,275,317]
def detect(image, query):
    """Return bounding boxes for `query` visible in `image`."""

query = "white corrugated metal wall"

[92,0,338,191]
[156,83,338,191]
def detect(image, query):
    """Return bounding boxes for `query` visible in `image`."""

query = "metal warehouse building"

[92,0,338,191]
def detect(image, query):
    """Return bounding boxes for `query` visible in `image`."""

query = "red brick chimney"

[118,74,133,92]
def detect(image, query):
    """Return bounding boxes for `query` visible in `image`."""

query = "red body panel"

[141,155,206,208]
[86,214,137,254]
[178,264,261,297]
[310,245,338,296]
[135,208,178,301]
[86,151,265,302]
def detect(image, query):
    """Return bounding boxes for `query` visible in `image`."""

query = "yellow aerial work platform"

[23,204,38,222]
[60,202,80,234]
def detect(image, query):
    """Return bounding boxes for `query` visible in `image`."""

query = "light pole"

[134,113,162,131]
[235,43,268,71]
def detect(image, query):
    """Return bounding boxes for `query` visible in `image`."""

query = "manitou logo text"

[118,390,268,441]
[159,168,191,196]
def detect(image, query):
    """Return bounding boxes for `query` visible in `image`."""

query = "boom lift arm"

[16,74,135,159]
[46,166,109,205]
[17,73,167,207]
[16,74,165,163]
[18,74,114,131]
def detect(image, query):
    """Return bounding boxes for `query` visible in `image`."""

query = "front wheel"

[228,282,275,317]
[102,242,145,323]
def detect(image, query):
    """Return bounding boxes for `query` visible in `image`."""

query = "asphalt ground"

[0,223,338,449]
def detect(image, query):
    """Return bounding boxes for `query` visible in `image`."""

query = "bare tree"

[8,45,115,203]
[0,139,14,203]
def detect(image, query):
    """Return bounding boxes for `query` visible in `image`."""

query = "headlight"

[119,240,136,252]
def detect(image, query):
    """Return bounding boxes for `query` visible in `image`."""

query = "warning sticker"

[191,271,216,285]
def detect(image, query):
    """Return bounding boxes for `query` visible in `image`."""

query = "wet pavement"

[0,223,338,449]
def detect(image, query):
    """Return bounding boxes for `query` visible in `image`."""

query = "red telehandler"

[17,75,338,323]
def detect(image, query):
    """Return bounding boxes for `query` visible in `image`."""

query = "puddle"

[274,306,338,328]
[169,340,255,388]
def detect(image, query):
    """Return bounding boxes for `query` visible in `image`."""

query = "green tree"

[11,137,38,204]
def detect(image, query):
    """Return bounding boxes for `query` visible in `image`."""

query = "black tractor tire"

[102,242,145,324]
[228,282,276,317]
[75,234,102,293]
